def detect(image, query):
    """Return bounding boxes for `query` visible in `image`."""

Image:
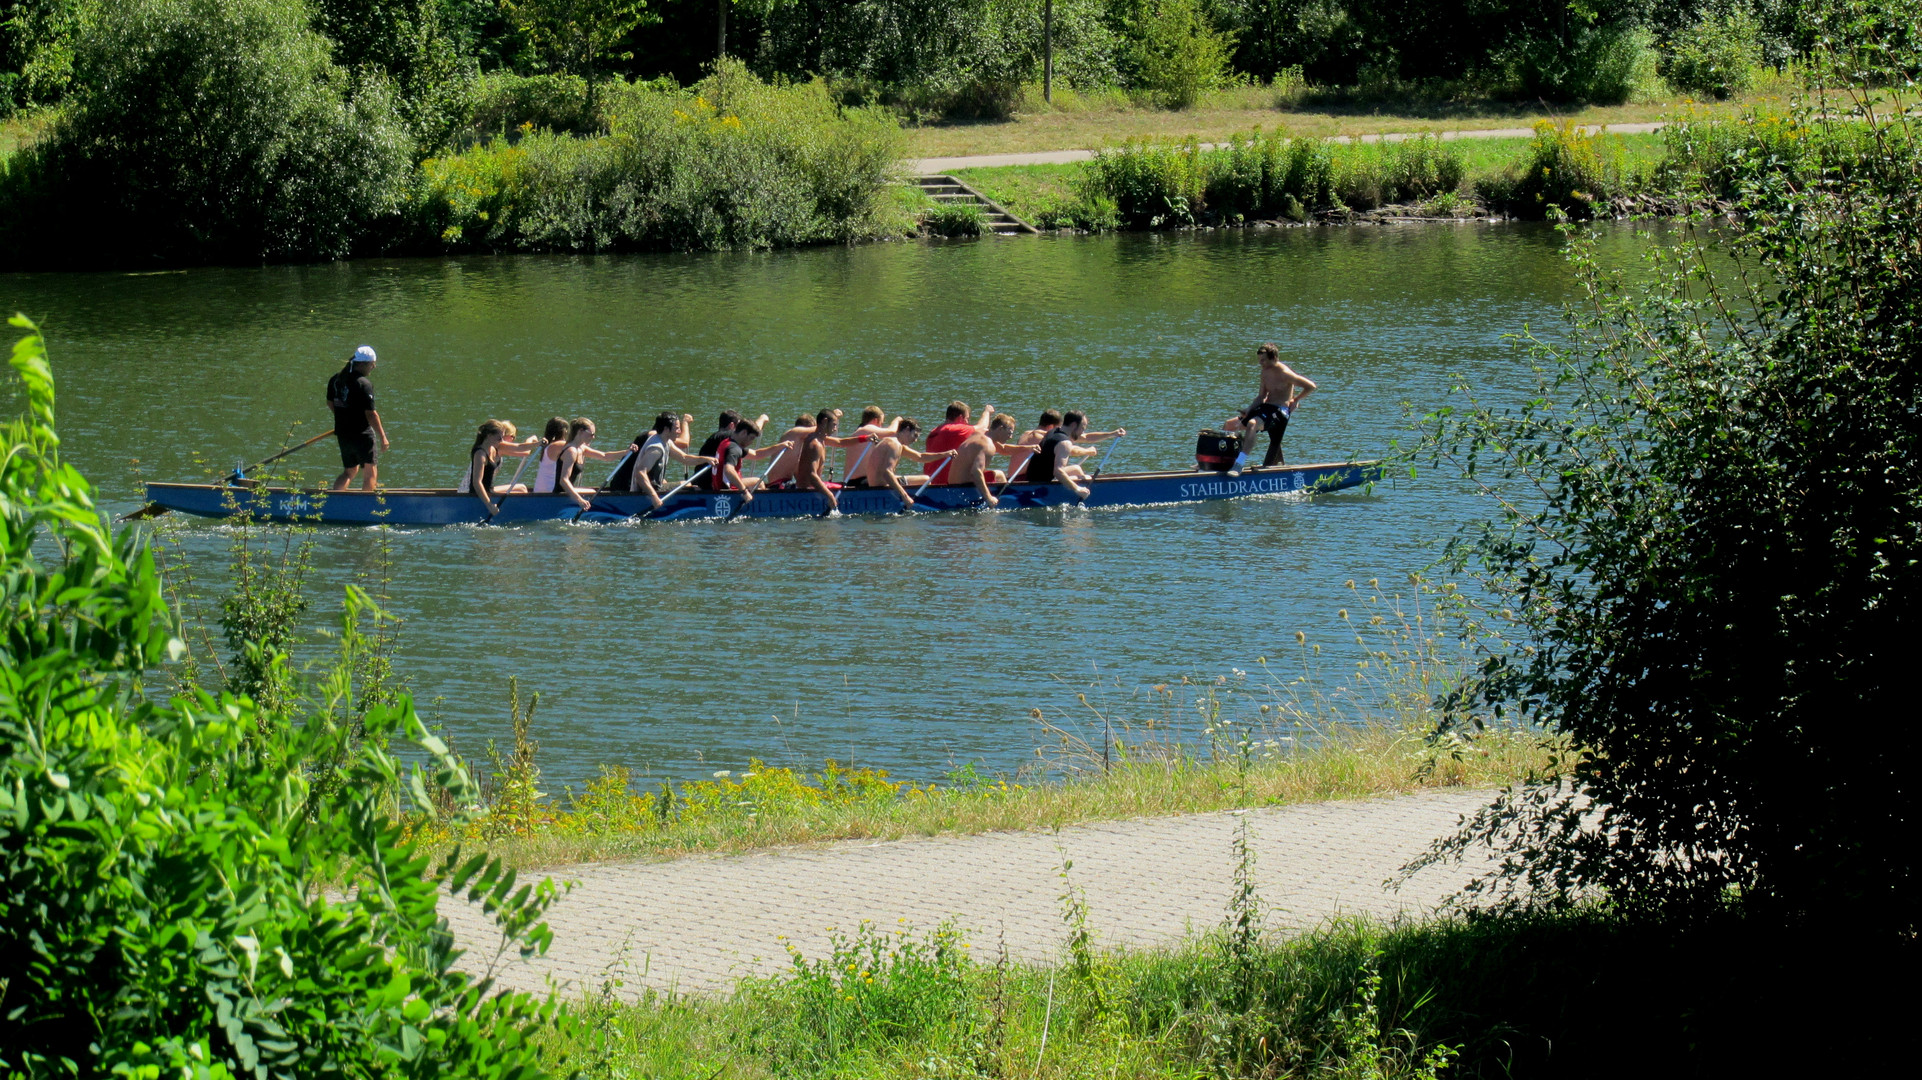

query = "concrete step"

[909,174,1038,235]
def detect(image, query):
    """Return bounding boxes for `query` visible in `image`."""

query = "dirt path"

[442,789,1496,999]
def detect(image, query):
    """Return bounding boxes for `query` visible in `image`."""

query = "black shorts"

[338,433,378,467]
[1242,402,1288,430]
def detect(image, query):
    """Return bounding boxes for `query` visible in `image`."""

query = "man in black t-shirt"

[326,345,389,490]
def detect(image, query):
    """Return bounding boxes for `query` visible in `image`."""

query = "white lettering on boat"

[1176,474,1303,499]
[282,495,313,513]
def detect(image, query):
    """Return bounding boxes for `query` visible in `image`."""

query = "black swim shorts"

[1242,402,1287,428]
[338,432,378,467]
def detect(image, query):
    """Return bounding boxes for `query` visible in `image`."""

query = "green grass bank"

[540,897,1901,1078]
[416,718,1550,871]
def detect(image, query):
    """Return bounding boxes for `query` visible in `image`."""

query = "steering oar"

[120,428,335,521]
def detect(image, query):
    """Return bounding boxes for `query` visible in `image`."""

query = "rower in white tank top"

[533,443,563,493]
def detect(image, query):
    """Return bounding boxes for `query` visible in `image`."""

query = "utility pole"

[1043,0,1054,104]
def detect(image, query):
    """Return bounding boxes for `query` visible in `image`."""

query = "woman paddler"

[531,416,570,493]
[550,417,622,512]
[459,420,536,516]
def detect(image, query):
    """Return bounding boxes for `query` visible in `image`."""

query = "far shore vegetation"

[0,0,1835,266]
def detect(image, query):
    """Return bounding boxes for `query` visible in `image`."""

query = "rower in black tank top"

[1023,428,1075,483]
[479,455,499,491]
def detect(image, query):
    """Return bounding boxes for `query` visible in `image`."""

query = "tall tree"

[506,0,653,82]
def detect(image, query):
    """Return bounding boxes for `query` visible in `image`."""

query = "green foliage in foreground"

[1412,21,1919,932]
[0,317,570,1077]
[550,904,1901,1078]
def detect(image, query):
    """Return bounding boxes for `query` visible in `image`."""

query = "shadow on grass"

[554,904,1910,1078]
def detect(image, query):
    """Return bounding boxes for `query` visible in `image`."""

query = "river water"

[4,223,1630,786]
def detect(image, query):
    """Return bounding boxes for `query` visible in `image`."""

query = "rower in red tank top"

[923,401,994,479]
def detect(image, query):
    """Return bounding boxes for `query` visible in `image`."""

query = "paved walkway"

[442,789,1494,999]
[911,122,1666,173]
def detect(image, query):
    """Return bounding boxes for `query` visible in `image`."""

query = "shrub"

[1084,137,1206,225]
[0,317,568,1076]
[1502,119,1621,217]
[1382,134,1464,203]
[1329,142,1383,209]
[750,921,979,1075]
[1663,9,1763,98]
[924,200,986,236]
[1505,22,1661,104]
[1654,105,1830,200]
[468,71,600,136]
[310,0,477,153]
[0,0,412,265]
[1128,0,1237,108]
[409,62,904,253]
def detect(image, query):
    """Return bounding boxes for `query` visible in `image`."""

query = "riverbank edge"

[415,721,1552,872]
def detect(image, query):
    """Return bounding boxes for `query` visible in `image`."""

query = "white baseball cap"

[353,345,377,364]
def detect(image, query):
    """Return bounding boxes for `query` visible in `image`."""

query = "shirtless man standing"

[1234,343,1317,473]
[950,413,1021,507]
[867,418,958,511]
[795,409,843,515]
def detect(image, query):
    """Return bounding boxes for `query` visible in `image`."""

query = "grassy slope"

[903,78,1798,158]
[428,723,1550,871]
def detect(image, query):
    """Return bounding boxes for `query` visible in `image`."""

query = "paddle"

[653,463,711,508]
[120,428,335,521]
[602,448,636,488]
[1089,435,1125,480]
[501,437,542,491]
[911,456,952,499]
[840,440,877,489]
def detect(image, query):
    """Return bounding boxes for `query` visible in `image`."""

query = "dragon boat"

[138,460,1379,526]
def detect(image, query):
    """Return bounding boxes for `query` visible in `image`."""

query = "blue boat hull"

[141,462,1378,526]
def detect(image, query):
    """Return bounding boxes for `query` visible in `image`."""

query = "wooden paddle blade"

[117,502,172,522]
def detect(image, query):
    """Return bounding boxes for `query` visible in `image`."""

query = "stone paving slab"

[441,789,1493,999]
